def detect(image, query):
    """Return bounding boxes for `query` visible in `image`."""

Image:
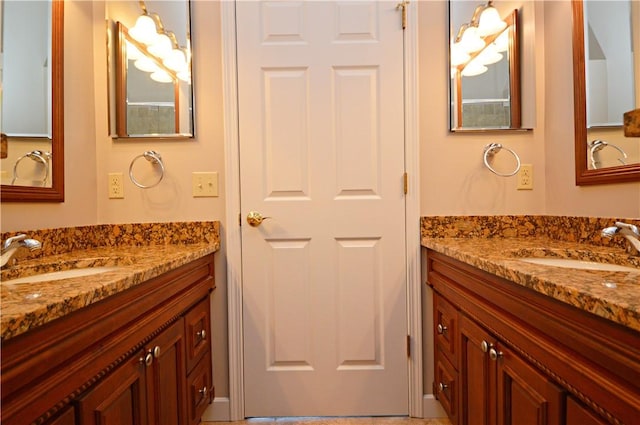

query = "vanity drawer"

[434,292,458,368]
[185,297,211,373]
[187,352,213,425]
[434,354,458,425]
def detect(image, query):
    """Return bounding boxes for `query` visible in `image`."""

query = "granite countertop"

[422,236,640,332]
[0,222,220,341]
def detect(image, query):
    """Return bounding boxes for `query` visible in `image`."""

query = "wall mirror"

[573,0,640,185]
[449,1,521,131]
[1,0,64,202]
[108,0,194,139]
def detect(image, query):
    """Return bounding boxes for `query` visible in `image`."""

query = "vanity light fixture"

[473,1,507,37]
[475,43,503,65]
[128,0,190,78]
[461,59,488,77]
[455,23,485,53]
[150,70,173,83]
[452,1,509,77]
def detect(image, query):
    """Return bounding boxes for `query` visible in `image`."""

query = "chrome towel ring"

[129,150,165,189]
[589,139,627,169]
[483,143,521,177]
[12,150,51,186]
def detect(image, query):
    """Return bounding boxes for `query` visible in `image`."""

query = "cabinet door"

[76,352,148,425]
[459,315,494,425]
[146,318,188,425]
[496,344,564,425]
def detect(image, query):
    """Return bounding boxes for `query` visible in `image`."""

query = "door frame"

[221,1,421,420]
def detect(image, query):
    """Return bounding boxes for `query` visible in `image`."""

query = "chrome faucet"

[1,234,42,268]
[601,222,640,255]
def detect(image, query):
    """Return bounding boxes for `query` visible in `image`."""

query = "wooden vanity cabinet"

[426,249,640,425]
[1,253,215,425]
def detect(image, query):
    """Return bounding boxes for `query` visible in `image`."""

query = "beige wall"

[1,0,639,415]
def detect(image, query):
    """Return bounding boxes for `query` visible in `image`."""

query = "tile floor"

[203,417,452,425]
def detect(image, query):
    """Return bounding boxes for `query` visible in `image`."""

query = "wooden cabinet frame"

[1,254,215,425]
[426,249,640,425]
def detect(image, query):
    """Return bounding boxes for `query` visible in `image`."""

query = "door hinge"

[406,335,411,357]
[403,172,408,194]
[396,1,409,30]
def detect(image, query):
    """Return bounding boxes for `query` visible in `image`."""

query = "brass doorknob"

[247,211,270,227]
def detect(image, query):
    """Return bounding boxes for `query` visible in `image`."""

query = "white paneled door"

[237,0,408,417]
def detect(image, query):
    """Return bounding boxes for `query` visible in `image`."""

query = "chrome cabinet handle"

[437,324,448,335]
[481,340,492,353]
[438,382,448,392]
[196,329,207,341]
[246,211,271,227]
[489,348,503,361]
[140,352,153,366]
[199,386,208,397]
[153,346,161,358]
[489,347,503,361]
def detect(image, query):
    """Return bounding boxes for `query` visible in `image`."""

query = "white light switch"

[192,172,218,197]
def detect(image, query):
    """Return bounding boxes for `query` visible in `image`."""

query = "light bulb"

[459,26,485,53]
[450,43,471,66]
[134,56,160,73]
[177,70,191,83]
[126,41,142,61]
[476,44,503,65]
[476,6,507,37]
[150,70,173,83]
[163,49,188,72]
[493,30,509,52]
[461,59,487,77]
[148,33,173,59]
[129,14,158,45]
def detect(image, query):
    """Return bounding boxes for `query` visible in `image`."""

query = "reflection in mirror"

[110,1,194,139]
[449,1,520,131]
[573,0,640,184]
[1,0,64,201]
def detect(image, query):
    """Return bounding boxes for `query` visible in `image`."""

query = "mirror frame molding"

[1,0,64,202]
[572,0,640,185]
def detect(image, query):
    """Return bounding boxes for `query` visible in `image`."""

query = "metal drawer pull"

[196,329,207,341]
[437,324,448,334]
[489,348,503,361]
[481,340,492,353]
[199,386,208,397]
[438,382,448,392]
[153,346,161,358]
[140,352,153,366]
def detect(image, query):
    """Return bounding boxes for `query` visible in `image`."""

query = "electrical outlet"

[192,172,218,197]
[517,164,533,190]
[108,173,124,198]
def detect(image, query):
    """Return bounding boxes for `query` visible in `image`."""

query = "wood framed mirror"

[573,0,640,185]
[1,0,64,202]
[448,1,524,131]
[109,0,194,139]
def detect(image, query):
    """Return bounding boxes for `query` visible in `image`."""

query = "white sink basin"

[2,266,120,285]
[518,258,638,272]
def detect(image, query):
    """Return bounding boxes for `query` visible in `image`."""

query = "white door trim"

[221,1,421,420]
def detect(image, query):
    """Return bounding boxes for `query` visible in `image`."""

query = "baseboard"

[201,397,231,422]
[422,394,448,419]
